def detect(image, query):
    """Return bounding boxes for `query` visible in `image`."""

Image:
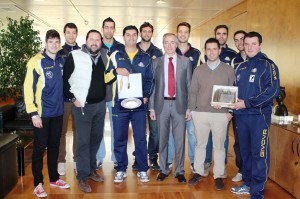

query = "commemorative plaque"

[211,85,238,108]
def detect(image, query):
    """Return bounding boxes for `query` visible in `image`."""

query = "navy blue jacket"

[137,42,163,59]
[176,43,200,72]
[201,44,236,65]
[234,52,280,115]
[102,38,125,56]
[105,48,153,107]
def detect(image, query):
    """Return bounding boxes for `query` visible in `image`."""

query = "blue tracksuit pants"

[112,107,149,172]
[235,114,271,199]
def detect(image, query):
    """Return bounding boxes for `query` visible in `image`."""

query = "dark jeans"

[72,101,106,181]
[32,115,63,186]
[147,112,159,160]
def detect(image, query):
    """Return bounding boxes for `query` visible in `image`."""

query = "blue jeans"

[96,101,116,163]
[205,122,230,164]
[147,112,159,160]
[168,119,196,164]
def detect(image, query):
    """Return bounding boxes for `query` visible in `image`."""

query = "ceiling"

[0,0,243,44]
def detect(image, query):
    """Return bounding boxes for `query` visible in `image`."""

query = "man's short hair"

[162,33,178,44]
[234,30,247,38]
[86,29,102,40]
[139,22,154,33]
[123,25,138,36]
[63,23,78,33]
[244,31,262,45]
[204,38,220,49]
[46,29,60,42]
[214,25,229,35]
[177,22,191,33]
[102,17,115,28]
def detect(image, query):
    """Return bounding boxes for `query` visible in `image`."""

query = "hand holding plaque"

[211,85,238,108]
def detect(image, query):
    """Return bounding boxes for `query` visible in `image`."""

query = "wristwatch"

[71,98,76,103]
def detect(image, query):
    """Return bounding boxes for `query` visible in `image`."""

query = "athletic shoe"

[33,183,47,198]
[232,172,243,182]
[167,163,172,169]
[215,178,224,190]
[50,179,70,189]
[137,171,150,182]
[96,161,102,170]
[114,171,127,183]
[188,173,203,185]
[150,159,160,171]
[57,162,66,176]
[89,170,104,182]
[230,184,250,195]
[78,180,91,193]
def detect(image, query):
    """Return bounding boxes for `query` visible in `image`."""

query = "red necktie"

[168,57,175,97]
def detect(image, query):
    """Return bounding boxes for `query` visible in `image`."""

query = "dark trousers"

[112,107,149,172]
[236,114,271,199]
[32,115,63,186]
[72,101,106,181]
[232,115,243,173]
[147,112,159,161]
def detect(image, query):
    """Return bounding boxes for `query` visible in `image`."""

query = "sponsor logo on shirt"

[225,57,231,61]
[152,55,157,59]
[249,75,255,82]
[46,71,53,79]
[138,62,145,67]
[189,57,194,61]
[251,68,257,73]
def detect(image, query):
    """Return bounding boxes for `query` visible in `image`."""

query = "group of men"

[23,16,280,199]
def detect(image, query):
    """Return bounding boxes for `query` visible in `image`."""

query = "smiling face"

[123,29,138,47]
[244,36,261,58]
[177,25,190,43]
[45,37,60,55]
[234,33,245,52]
[205,42,221,62]
[163,34,177,56]
[86,32,102,54]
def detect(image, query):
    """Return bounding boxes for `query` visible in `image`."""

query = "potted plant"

[0,16,41,102]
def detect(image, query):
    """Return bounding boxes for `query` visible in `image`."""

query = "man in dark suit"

[149,33,192,183]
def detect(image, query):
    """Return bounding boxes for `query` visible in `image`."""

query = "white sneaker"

[33,183,47,198]
[50,179,70,189]
[232,172,243,182]
[137,171,150,182]
[57,162,66,176]
[114,171,127,183]
[203,162,211,176]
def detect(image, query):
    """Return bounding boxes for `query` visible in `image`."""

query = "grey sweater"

[188,62,235,113]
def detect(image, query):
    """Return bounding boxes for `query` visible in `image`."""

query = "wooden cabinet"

[269,124,300,199]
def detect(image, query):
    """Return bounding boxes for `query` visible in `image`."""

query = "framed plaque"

[211,85,238,108]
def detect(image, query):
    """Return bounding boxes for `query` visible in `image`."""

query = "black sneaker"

[188,173,203,185]
[215,178,224,190]
[150,159,160,171]
[132,160,138,170]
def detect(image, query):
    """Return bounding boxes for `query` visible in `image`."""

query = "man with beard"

[167,22,200,173]
[96,17,124,170]
[131,22,162,171]
[63,30,107,192]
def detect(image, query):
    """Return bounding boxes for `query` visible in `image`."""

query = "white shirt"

[164,54,177,97]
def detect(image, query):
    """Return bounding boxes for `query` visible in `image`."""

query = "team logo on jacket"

[225,57,231,61]
[249,75,255,82]
[236,74,240,82]
[189,57,194,61]
[46,71,53,79]
[60,63,63,68]
[152,55,157,59]
[138,62,145,67]
[251,68,257,73]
